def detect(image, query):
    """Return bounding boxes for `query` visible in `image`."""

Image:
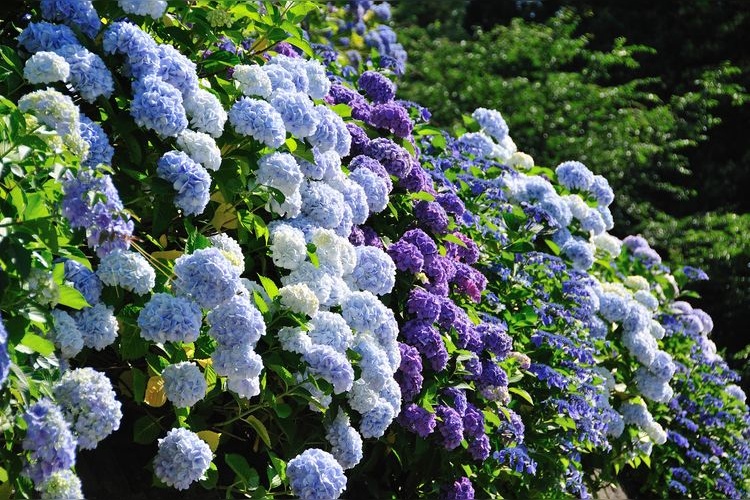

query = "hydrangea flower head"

[183,88,227,138]
[54,367,122,449]
[304,59,331,100]
[22,399,77,486]
[472,108,509,142]
[256,152,303,197]
[79,115,114,168]
[228,97,286,148]
[173,248,240,309]
[131,75,187,137]
[102,21,160,78]
[157,43,198,96]
[154,427,212,490]
[365,137,412,179]
[162,362,207,408]
[18,88,82,149]
[349,167,389,214]
[555,161,595,191]
[18,22,79,53]
[233,64,272,98]
[207,294,266,347]
[348,246,396,296]
[269,223,308,270]
[176,129,222,171]
[358,70,396,103]
[118,0,167,18]
[286,448,347,500]
[40,0,101,38]
[138,293,203,343]
[97,249,155,295]
[39,469,84,499]
[270,90,320,138]
[75,302,118,350]
[50,309,84,358]
[23,51,70,84]
[156,150,211,215]
[63,259,101,305]
[368,102,413,138]
[53,44,114,103]
[279,283,319,317]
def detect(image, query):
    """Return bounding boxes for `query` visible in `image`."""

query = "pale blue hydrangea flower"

[590,174,614,206]
[649,320,666,340]
[183,88,227,138]
[18,22,79,53]
[341,291,385,333]
[598,205,614,230]
[281,262,334,305]
[329,176,369,226]
[54,367,122,450]
[308,106,347,153]
[207,295,265,347]
[348,167,389,214]
[726,384,747,403]
[131,75,187,137]
[269,223,308,270]
[22,399,77,486]
[262,64,296,92]
[539,195,572,228]
[278,326,312,354]
[212,342,263,380]
[359,399,395,438]
[79,114,114,168]
[40,0,101,38]
[379,376,402,414]
[209,233,244,272]
[162,362,207,408]
[622,327,657,366]
[154,428,212,490]
[334,119,352,158]
[620,401,666,444]
[270,90,320,138]
[156,150,211,215]
[256,152,303,196]
[138,293,203,343]
[300,180,346,229]
[598,292,629,322]
[562,238,595,271]
[353,336,392,390]
[287,448,347,500]
[580,207,606,235]
[157,44,198,96]
[472,107,508,142]
[347,379,379,414]
[229,97,286,148]
[510,174,556,203]
[456,132,495,158]
[279,283,319,317]
[75,303,118,350]
[50,309,83,359]
[96,249,155,295]
[227,376,262,399]
[309,227,357,275]
[173,248,240,309]
[325,411,363,470]
[304,59,331,100]
[555,161,595,191]
[54,44,113,103]
[304,344,354,394]
[308,311,353,353]
[233,64,272,98]
[176,129,221,171]
[623,303,651,334]
[102,21,160,78]
[634,290,658,311]
[592,233,622,258]
[18,88,81,145]
[39,469,84,499]
[348,246,396,296]
[63,259,101,305]
[646,351,676,381]
[268,55,309,93]
[117,0,167,19]
[267,187,302,218]
[634,368,673,403]
[23,51,69,84]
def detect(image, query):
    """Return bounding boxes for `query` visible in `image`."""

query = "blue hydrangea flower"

[325,411,363,469]
[353,336,392,390]
[348,246,396,296]
[54,367,122,450]
[154,427,212,490]
[268,55,309,93]
[330,177,369,226]
[79,115,114,168]
[256,152,303,197]
[229,97,286,148]
[308,311,353,353]
[102,21,160,78]
[75,303,118,350]
[18,22,79,53]
[117,0,167,19]
[156,150,211,216]
[212,342,263,381]
[176,129,221,171]
[131,75,187,137]
[53,44,113,103]
[555,161,595,191]
[270,90,320,138]
[138,293,203,343]
[63,259,101,305]
[304,59,331,100]
[183,89,227,138]
[18,88,81,144]
[590,174,614,206]
[50,309,83,359]
[157,43,198,96]
[207,294,265,347]
[349,167,389,214]
[562,239,594,271]
[286,448,347,500]
[40,0,101,38]
[308,106,347,153]
[96,249,155,295]
[173,248,240,309]
[162,362,207,408]
[304,344,355,394]
[23,51,70,84]
[38,469,84,499]
[22,399,77,486]
[579,208,606,235]
[360,400,396,438]
[472,108,508,142]
[300,180,346,229]
[262,64,296,92]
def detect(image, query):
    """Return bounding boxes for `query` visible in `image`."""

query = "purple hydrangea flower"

[414,201,449,234]
[387,240,424,274]
[435,405,464,450]
[441,477,475,500]
[366,138,412,178]
[357,70,396,103]
[398,403,436,438]
[368,102,413,138]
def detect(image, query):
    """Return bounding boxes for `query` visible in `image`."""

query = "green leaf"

[331,103,352,118]
[409,191,436,202]
[133,415,162,444]
[119,328,150,361]
[508,387,534,405]
[19,333,54,356]
[444,233,467,248]
[225,453,259,488]
[200,462,219,490]
[257,275,279,300]
[273,402,292,419]
[244,415,271,448]
[57,284,89,309]
[132,367,147,404]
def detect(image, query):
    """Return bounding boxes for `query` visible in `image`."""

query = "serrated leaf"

[56,284,89,309]
[243,415,271,448]
[19,333,54,356]
[257,275,279,300]
[225,453,259,488]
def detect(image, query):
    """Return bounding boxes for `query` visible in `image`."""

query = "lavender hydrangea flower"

[138,293,203,343]
[270,90,320,138]
[349,166,389,214]
[348,246,396,295]
[229,97,286,148]
[472,107,508,142]
[435,405,464,450]
[40,0,101,38]
[63,259,102,305]
[157,150,211,216]
[75,303,118,350]
[102,21,160,78]
[50,309,83,358]
[590,174,614,206]
[154,428,212,490]
[22,399,77,486]
[18,22,79,53]
[53,44,113,103]
[556,161,594,191]
[162,362,207,408]
[358,70,396,103]
[54,367,122,449]
[131,75,187,137]
[388,239,424,274]
[442,476,475,500]
[368,102,413,138]
[207,294,265,347]
[303,344,355,394]
[414,201,450,234]
[366,137,412,178]
[287,448,347,500]
[325,411,363,469]
[173,248,240,309]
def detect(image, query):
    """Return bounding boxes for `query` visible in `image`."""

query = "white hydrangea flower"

[176,129,222,171]
[270,223,308,270]
[210,233,244,272]
[23,51,70,84]
[279,283,319,317]
[278,326,312,354]
[118,0,167,18]
[183,88,227,138]
[233,64,272,98]
[592,232,622,258]
[507,151,534,169]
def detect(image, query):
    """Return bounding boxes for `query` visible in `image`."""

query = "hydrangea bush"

[0,1,747,499]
